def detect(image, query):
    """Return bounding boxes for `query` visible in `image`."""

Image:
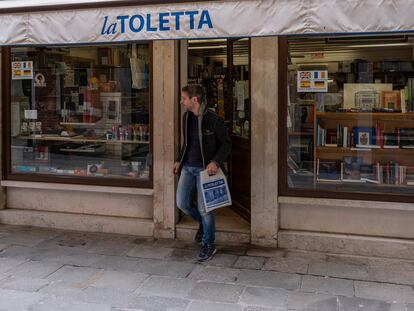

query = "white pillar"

[152,41,179,238]
[250,37,279,247]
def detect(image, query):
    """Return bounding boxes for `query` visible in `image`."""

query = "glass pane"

[287,35,414,195]
[10,44,151,180]
[232,39,250,138]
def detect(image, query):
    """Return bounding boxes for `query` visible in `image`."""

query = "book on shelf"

[316,158,342,182]
[399,128,414,148]
[342,156,363,182]
[383,132,399,149]
[353,127,376,147]
[355,144,381,149]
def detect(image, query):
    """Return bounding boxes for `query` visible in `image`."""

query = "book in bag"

[200,168,232,213]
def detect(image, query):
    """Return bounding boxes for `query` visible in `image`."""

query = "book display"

[287,36,414,195]
[10,44,151,183]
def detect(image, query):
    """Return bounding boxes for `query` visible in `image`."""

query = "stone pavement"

[0,225,414,311]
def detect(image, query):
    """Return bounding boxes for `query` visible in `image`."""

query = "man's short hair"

[182,84,206,105]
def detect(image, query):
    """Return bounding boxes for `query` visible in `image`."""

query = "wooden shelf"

[316,112,414,121]
[288,132,314,136]
[15,135,149,144]
[316,147,414,154]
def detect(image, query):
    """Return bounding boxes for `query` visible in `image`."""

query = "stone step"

[176,214,251,244]
[278,230,414,260]
[0,208,154,237]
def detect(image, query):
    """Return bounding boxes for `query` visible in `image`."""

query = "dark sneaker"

[194,225,203,244]
[196,243,217,262]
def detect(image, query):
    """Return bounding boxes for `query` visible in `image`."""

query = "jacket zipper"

[179,112,189,166]
[198,109,207,168]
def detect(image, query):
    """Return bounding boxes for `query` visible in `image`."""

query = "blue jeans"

[176,166,215,245]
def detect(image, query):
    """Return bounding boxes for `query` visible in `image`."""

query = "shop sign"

[101,10,213,36]
[297,70,328,93]
[11,61,33,80]
[2,0,414,45]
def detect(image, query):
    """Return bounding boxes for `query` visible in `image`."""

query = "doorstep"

[176,208,251,244]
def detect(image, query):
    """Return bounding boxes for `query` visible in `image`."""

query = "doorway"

[186,38,251,221]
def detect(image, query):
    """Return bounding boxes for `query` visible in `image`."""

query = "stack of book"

[316,157,414,186]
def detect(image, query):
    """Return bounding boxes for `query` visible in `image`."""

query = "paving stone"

[47,265,103,286]
[287,292,338,311]
[0,243,9,251]
[0,257,27,274]
[39,280,85,296]
[188,265,240,283]
[0,289,44,311]
[338,296,407,311]
[0,245,41,260]
[0,230,59,247]
[355,281,414,303]
[135,258,195,278]
[138,276,196,298]
[203,253,238,268]
[0,276,49,292]
[4,260,62,278]
[75,286,135,308]
[308,262,369,280]
[89,270,148,291]
[86,237,136,256]
[233,256,266,270]
[30,297,112,311]
[301,275,354,297]
[246,248,285,258]
[263,256,309,274]
[131,237,157,247]
[242,307,278,311]
[187,300,242,311]
[326,254,371,266]
[92,255,142,271]
[407,304,414,311]
[154,239,199,250]
[127,295,189,311]
[236,269,301,290]
[127,245,173,259]
[216,244,249,256]
[188,281,244,303]
[367,267,414,286]
[240,286,289,308]
[36,232,101,252]
[32,248,104,267]
[166,248,198,263]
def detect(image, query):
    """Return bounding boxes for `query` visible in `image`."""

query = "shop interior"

[286,35,414,196]
[9,44,151,184]
[176,38,251,236]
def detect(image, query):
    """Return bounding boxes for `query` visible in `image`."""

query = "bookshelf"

[314,110,414,185]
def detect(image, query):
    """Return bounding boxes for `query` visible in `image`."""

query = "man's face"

[180,91,198,111]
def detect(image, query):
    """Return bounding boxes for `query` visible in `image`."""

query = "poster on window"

[12,61,33,80]
[297,70,328,93]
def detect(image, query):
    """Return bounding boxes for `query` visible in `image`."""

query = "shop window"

[282,35,414,199]
[8,44,151,187]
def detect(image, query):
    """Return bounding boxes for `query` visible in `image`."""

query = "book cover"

[353,127,376,147]
[342,156,364,181]
[317,159,342,181]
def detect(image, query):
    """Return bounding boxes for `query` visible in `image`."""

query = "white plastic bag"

[200,168,232,213]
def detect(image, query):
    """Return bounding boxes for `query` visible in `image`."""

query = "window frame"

[2,43,154,189]
[278,36,414,203]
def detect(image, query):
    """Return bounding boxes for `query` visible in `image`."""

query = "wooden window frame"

[278,36,414,203]
[2,43,154,189]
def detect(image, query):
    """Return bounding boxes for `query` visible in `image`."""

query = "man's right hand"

[173,162,180,175]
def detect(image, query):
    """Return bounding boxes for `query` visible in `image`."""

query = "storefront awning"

[1,0,414,46]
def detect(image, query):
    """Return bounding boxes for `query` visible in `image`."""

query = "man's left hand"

[207,162,219,176]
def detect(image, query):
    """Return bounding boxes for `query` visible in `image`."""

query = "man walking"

[173,84,231,262]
